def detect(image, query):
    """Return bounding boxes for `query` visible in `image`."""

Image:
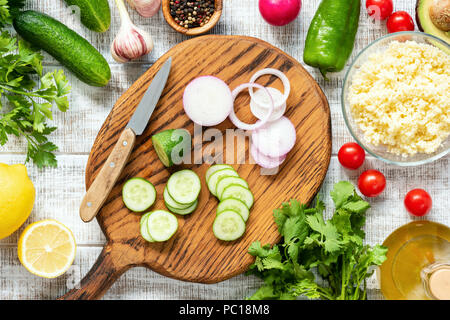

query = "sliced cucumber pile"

[165,169,201,215]
[206,164,254,241]
[122,178,156,212]
[140,210,178,242]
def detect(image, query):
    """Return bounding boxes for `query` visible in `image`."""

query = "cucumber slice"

[217,198,250,222]
[167,170,201,205]
[152,129,190,167]
[207,168,239,197]
[146,210,178,242]
[122,178,156,212]
[220,184,254,209]
[216,176,249,199]
[213,210,246,241]
[205,164,235,182]
[166,199,198,215]
[140,213,154,242]
[163,187,193,210]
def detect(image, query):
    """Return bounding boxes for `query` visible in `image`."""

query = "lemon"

[18,219,76,278]
[0,163,35,240]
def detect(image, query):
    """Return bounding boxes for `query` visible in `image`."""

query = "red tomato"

[338,142,366,170]
[404,189,432,217]
[365,0,393,20]
[387,11,415,33]
[358,170,386,197]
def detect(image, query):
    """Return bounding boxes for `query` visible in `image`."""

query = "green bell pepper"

[303,0,361,79]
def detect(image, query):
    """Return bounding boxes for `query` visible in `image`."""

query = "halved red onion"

[248,68,290,110]
[229,83,274,131]
[250,87,286,122]
[251,116,296,158]
[250,142,287,169]
[183,76,233,126]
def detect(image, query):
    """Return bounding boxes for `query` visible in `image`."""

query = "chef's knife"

[80,58,172,223]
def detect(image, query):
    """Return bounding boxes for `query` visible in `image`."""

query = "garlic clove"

[111,24,154,63]
[126,0,161,18]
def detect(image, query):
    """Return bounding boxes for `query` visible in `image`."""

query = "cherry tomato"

[358,170,386,197]
[387,11,415,33]
[338,142,366,170]
[404,189,432,217]
[365,0,393,20]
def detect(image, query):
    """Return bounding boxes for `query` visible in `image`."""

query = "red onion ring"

[229,83,274,131]
[248,68,291,110]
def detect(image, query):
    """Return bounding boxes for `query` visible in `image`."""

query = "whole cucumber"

[303,0,361,78]
[13,11,111,87]
[64,0,111,32]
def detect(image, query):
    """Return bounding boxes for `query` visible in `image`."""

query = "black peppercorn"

[170,0,215,29]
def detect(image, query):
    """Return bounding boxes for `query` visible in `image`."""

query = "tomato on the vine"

[358,170,386,197]
[404,189,432,217]
[387,11,415,33]
[366,0,393,20]
[338,142,365,170]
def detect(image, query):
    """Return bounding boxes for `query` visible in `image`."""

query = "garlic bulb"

[126,0,161,18]
[111,0,154,63]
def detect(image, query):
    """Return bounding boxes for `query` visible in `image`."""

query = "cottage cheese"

[349,40,450,156]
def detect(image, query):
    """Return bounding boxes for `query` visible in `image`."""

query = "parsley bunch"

[0,0,23,27]
[246,181,388,300]
[0,1,71,168]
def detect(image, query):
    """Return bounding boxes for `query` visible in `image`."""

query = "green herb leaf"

[330,181,355,209]
[0,0,24,27]
[0,30,70,167]
[246,181,387,300]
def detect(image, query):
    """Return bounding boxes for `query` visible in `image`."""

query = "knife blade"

[80,58,172,223]
[127,57,172,135]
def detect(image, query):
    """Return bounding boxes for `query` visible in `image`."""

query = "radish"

[251,116,296,158]
[250,87,286,122]
[183,76,233,126]
[229,83,274,131]
[250,142,287,169]
[259,0,301,26]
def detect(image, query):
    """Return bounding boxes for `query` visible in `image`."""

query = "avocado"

[416,0,450,44]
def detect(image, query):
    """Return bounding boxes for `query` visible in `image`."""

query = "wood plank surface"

[0,0,448,300]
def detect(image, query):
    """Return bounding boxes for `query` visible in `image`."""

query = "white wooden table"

[0,0,448,300]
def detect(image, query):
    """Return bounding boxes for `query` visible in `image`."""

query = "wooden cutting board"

[60,35,331,300]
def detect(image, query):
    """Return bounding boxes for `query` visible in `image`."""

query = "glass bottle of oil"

[378,220,450,300]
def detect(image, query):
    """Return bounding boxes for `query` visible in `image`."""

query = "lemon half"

[18,220,76,278]
[0,163,35,239]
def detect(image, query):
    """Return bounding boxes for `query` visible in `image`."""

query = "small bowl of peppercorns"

[162,0,222,36]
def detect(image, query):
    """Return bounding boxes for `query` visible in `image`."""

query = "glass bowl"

[341,31,450,166]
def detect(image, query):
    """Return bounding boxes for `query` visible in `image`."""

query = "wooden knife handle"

[80,127,136,223]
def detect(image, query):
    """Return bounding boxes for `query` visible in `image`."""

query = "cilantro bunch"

[246,181,388,300]
[0,1,71,168]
